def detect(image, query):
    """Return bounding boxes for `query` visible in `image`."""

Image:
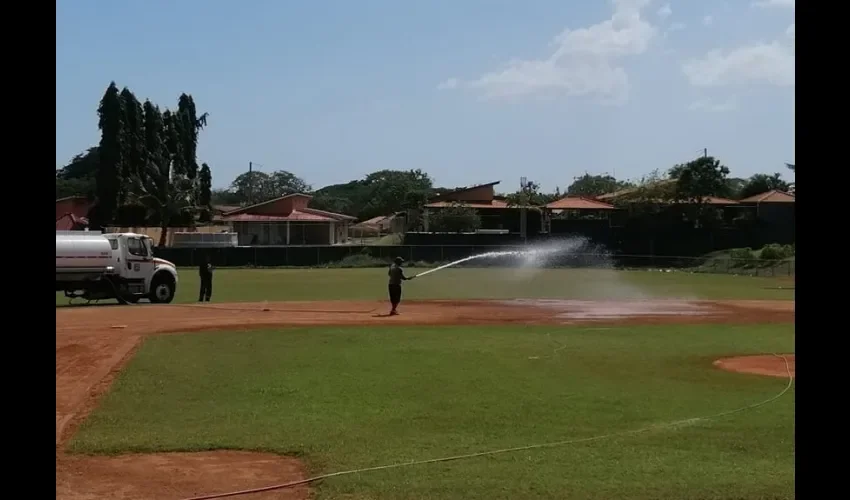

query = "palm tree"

[133,164,197,247]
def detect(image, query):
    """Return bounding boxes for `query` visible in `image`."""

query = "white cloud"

[702,15,713,26]
[437,78,458,90]
[688,98,737,112]
[668,22,686,31]
[437,0,657,104]
[752,0,795,8]
[657,4,672,20]
[682,38,795,87]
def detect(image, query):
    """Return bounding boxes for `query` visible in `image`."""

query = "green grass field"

[56,267,795,306]
[62,267,795,498]
[70,324,795,500]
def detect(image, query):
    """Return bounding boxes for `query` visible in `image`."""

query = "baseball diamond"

[56,297,794,500]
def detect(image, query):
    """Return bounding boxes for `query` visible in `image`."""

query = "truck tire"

[149,273,176,304]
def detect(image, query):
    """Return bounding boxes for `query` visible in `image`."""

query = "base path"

[56,298,794,500]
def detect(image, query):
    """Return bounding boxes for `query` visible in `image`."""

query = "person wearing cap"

[387,256,414,315]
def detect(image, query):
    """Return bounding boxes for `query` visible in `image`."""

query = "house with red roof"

[56,196,92,230]
[421,181,539,233]
[738,189,795,241]
[218,193,357,245]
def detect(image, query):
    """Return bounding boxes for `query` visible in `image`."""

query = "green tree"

[92,82,125,229]
[668,156,731,226]
[739,173,790,199]
[504,180,556,207]
[198,163,213,222]
[668,156,731,204]
[133,102,197,246]
[566,173,632,197]
[225,170,310,205]
[56,147,99,199]
[723,177,748,200]
[175,93,209,189]
[428,203,481,233]
[268,170,311,196]
[119,87,146,192]
[359,169,433,220]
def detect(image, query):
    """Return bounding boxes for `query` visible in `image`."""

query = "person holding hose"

[388,256,414,315]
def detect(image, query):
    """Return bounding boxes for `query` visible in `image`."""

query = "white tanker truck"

[56,231,179,304]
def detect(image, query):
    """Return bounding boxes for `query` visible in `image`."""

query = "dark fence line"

[154,245,795,277]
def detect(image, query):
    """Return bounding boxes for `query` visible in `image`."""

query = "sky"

[56,0,795,192]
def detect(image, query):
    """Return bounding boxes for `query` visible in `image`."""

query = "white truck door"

[124,236,155,282]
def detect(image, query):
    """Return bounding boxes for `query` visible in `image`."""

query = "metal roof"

[739,190,795,203]
[545,196,616,210]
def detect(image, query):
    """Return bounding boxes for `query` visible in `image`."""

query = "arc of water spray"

[414,248,561,279]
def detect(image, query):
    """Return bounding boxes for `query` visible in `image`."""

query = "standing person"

[198,253,214,302]
[387,256,414,315]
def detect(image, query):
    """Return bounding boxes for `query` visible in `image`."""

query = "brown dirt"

[56,298,795,500]
[56,451,308,500]
[714,354,796,378]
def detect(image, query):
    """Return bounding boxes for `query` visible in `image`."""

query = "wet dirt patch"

[714,354,796,378]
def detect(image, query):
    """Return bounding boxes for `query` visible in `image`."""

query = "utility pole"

[703,148,708,158]
[248,161,253,205]
[519,177,528,243]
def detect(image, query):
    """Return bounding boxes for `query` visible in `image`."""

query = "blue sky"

[56,0,795,192]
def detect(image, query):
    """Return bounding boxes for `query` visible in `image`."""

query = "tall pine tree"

[198,163,213,223]
[119,87,146,198]
[92,82,124,229]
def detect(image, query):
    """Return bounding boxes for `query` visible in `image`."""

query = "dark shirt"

[199,263,213,277]
[388,264,406,285]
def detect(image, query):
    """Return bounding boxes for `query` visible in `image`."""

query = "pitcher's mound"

[713,354,795,378]
[56,451,307,500]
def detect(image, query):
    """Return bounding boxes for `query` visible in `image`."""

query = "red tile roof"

[739,190,795,203]
[220,193,355,221]
[424,200,511,209]
[55,213,89,230]
[299,207,357,220]
[223,211,338,222]
[435,181,501,197]
[212,205,241,214]
[545,196,616,210]
[222,193,313,216]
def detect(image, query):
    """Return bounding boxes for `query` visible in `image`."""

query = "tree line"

[56,82,213,245]
[57,83,794,235]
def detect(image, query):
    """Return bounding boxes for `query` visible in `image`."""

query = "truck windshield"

[142,238,153,257]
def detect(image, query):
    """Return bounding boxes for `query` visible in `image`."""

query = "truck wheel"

[149,274,176,304]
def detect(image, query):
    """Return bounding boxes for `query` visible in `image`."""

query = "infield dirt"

[56,298,794,500]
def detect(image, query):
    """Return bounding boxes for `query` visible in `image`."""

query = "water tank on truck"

[56,231,179,304]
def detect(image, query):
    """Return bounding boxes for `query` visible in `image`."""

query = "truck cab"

[106,233,177,302]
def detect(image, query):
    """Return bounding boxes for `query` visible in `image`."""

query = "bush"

[760,243,794,261]
[728,247,756,267]
[328,254,388,268]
